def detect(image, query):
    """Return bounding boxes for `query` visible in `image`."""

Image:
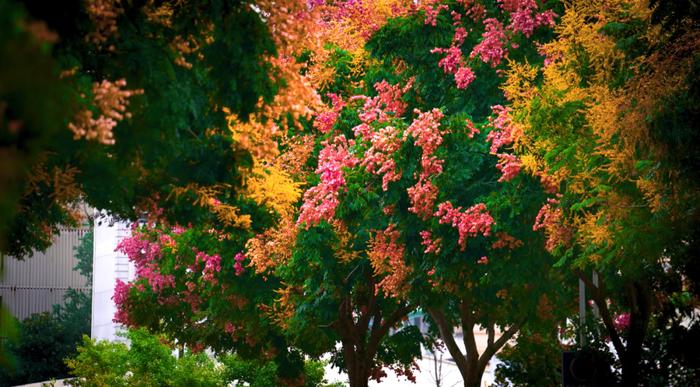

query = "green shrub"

[67,328,338,387]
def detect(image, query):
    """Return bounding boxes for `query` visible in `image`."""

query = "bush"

[67,328,338,387]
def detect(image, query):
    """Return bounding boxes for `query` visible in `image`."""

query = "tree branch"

[477,319,523,374]
[427,307,468,375]
[367,303,412,356]
[459,300,478,362]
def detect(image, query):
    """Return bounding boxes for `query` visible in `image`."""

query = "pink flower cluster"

[116,230,176,293]
[420,230,442,254]
[115,229,161,266]
[533,197,571,252]
[139,263,175,292]
[453,26,468,44]
[613,312,631,332]
[183,281,203,313]
[404,108,445,157]
[361,126,403,191]
[431,46,476,90]
[495,153,521,182]
[454,66,476,89]
[423,3,448,26]
[234,252,246,276]
[375,80,412,117]
[407,180,439,219]
[298,135,359,228]
[466,118,480,138]
[470,18,508,67]
[112,279,132,324]
[435,202,494,250]
[432,46,462,74]
[456,0,486,21]
[313,93,346,134]
[485,105,517,154]
[350,79,414,191]
[196,251,222,284]
[498,0,556,38]
[352,79,412,123]
[404,109,446,219]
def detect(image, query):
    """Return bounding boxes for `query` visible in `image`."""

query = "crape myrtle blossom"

[313,93,346,134]
[368,224,411,297]
[404,108,446,219]
[470,18,508,67]
[234,252,246,276]
[495,153,522,182]
[351,79,414,191]
[497,0,556,38]
[431,45,476,90]
[435,201,494,250]
[485,105,523,182]
[113,279,132,324]
[195,250,222,284]
[420,230,442,254]
[361,125,404,191]
[298,135,359,228]
[351,79,412,124]
[533,196,572,252]
[116,227,175,293]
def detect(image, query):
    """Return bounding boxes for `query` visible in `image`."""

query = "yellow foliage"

[244,162,302,218]
[271,283,300,329]
[505,0,700,263]
[576,211,614,247]
[170,183,252,229]
[226,110,280,162]
[333,220,361,263]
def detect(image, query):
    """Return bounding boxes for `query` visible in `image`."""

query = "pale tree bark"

[427,302,522,387]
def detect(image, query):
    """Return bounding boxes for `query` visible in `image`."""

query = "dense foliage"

[2,0,700,385]
[66,328,336,387]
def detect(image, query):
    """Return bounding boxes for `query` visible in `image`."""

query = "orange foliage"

[368,224,411,298]
[69,79,143,145]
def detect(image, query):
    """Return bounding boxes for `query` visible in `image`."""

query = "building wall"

[91,216,133,342]
[0,227,90,321]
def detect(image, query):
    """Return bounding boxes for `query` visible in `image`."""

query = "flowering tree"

[1,0,319,259]
[504,0,700,383]
[283,0,564,380]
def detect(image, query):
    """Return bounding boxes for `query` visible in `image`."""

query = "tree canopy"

[3,0,700,386]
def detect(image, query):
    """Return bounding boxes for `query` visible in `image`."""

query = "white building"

[90,214,134,342]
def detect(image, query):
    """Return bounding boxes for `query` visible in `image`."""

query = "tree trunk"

[620,282,651,387]
[346,355,370,387]
[463,362,483,387]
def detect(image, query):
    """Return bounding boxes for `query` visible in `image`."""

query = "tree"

[275,2,568,386]
[504,0,700,383]
[1,0,306,259]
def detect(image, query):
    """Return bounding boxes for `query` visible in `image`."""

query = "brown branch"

[367,303,412,356]
[459,300,478,362]
[427,307,468,375]
[477,319,523,375]
[357,275,377,334]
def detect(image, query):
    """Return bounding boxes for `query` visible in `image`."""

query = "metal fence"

[0,227,91,321]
